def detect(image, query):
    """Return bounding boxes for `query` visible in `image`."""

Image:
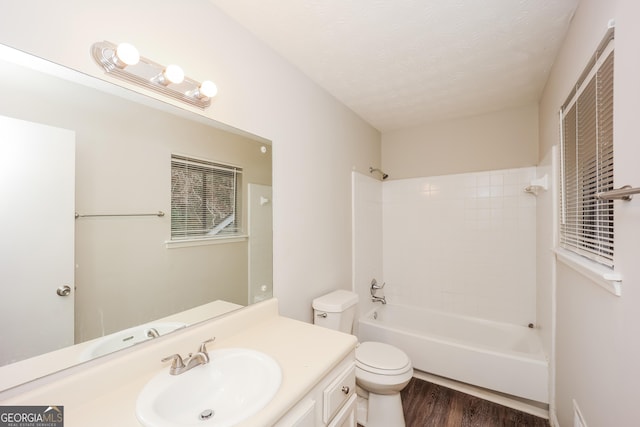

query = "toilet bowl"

[356,341,413,394]
[355,341,413,427]
[312,290,413,427]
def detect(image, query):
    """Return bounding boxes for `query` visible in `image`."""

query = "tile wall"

[382,167,537,325]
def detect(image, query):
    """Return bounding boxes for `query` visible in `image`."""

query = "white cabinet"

[323,365,355,424]
[327,394,356,427]
[277,398,316,427]
[274,352,356,427]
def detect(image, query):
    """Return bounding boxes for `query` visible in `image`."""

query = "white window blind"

[560,28,614,267]
[171,154,242,240]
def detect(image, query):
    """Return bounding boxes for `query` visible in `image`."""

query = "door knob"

[56,285,72,296]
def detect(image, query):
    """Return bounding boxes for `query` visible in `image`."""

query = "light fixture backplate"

[91,41,212,109]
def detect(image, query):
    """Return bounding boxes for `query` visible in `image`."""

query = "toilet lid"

[356,341,411,372]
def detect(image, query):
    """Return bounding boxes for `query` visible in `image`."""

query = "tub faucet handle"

[371,279,385,290]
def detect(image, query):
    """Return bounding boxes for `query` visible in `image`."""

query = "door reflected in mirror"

[0,44,272,385]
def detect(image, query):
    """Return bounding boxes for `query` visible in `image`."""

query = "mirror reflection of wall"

[0,50,272,367]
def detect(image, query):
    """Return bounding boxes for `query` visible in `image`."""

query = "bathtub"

[358,304,549,403]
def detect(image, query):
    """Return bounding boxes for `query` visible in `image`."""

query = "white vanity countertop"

[0,299,357,427]
[0,299,243,391]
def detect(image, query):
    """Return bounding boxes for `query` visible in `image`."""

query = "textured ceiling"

[209,0,579,132]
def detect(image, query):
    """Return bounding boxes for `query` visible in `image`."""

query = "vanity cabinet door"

[323,365,356,423]
[327,394,356,427]
[273,354,355,427]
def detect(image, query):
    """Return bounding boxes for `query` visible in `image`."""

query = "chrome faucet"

[372,294,387,304]
[370,279,387,304]
[145,328,160,338]
[161,338,215,375]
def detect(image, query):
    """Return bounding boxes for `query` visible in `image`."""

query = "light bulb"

[115,43,139,67]
[163,64,184,84]
[199,80,218,98]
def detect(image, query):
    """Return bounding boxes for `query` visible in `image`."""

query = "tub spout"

[370,278,387,304]
[372,295,387,304]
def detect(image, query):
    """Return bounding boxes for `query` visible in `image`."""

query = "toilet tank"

[312,290,359,334]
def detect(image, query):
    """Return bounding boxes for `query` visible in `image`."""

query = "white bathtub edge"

[358,304,550,403]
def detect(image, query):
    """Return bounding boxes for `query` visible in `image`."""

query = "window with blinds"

[171,154,242,240]
[560,28,614,267]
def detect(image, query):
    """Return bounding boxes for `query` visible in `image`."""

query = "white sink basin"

[136,348,282,427]
[79,322,186,361]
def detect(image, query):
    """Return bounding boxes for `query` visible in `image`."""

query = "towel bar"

[596,185,640,201]
[75,211,165,218]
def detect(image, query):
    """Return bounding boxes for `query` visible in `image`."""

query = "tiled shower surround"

[381,167,537,326]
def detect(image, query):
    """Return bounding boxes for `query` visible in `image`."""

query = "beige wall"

[539,0,640,425]
[381,103,538,179]
[0,0,381,324]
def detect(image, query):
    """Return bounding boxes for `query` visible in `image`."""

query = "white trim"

[562,40,615,111]
[549,145,559,427]
[573,399,589,427]
[171,152,244,173]
[554,248,621,296]
[165,235,248,249]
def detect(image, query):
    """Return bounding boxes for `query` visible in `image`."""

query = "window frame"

[559,28,615,268]
[169,153,244,245]
[557,27,621,296]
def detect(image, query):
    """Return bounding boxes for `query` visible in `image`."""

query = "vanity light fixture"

[91,40,216,109]
[190,80,218,99]
[113,42,140,68]
[155,64,185,86]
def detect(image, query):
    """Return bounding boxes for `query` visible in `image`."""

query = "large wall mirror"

[0,44,272,389]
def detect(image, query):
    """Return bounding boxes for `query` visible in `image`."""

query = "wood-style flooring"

[360,377,550,427]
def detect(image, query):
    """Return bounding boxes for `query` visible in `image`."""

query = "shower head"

[369,167,389,180]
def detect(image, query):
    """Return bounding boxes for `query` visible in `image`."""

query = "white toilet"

[312,290,413,427]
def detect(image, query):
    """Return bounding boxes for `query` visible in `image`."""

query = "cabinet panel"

[274,398,316,427]
[273,352,356,427]
[328,394,356,427]
[323,365,356,423]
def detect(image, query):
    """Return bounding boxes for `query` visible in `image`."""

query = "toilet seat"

[356,341,412,376]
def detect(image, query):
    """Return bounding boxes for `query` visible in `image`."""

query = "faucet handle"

[371,279,385,290]
[161,353,185,369]
[198,337,216,354]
